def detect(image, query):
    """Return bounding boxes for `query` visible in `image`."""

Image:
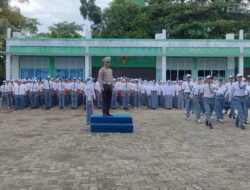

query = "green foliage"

[23,18,40,35]
[47,21,83,38]
[94,0,150,38]
[0,0,33,80]
[80,0,250,39]
[80,0,102,25]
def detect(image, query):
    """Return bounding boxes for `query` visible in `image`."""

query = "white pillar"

[85,55,90,80]
[89,56,92,76]
[162,47,166,81]
[162,55,166,81]
[239,55,244,75]
[227,57,235,78]
[6,54,11,80]
[239,46,244,75]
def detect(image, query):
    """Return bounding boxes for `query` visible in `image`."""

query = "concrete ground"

[0,106,250,190]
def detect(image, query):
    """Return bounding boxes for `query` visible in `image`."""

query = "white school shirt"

[203,83,216,98]
[174,85,181,95]
[215,85,226,96]
[246,84,250,97]
[85,83,96,101]
[163,85,173,96]
[43,80,53,90]
[0,84,10,93]
[29,83,40,92]
[38,84,44,92]
[77,82,85,92]
[70,81,79,92]
[182,81,194,93]
[225,82,234,96]
[8,83,14,92]
[123,82,131,91]
[134,83,142,92]
[56,82,66,91]
[94,82,101,92]
[13,84,27,95]
[192,83,204,96]
[229,81,246,100]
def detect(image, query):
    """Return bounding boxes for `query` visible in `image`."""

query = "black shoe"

[208,123,214,129]
[244,122,248,125]
[229,114,232,118]
[240,126,245,130]
[107,113,113,116]
[235,123,239,128]
[205,120,208,126]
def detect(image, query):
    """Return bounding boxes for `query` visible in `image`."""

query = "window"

[19,57,49,79]
[55,57,85,79]
[171,70,177,81]
[198,70,205,77]
[166,70,170,80]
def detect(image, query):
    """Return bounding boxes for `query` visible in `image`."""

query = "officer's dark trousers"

[102,84,112,114]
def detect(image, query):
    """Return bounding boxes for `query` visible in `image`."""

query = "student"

[0,80,10,109]
[151,81,159,109]
[191,78,204,124]
[182,74,194,120]
[164,81,174,109]
[13,80,27,110]
[43,76,53,109]
[29,79,39,108]
[230,74,247,129]
[111,78,118,109]
[203,75,216,129]
[215,79,226,123]
[56,78,66,109]
[70,77,79,109]
[225,76,235,119]
[94,80,102,109]
[85,77,95,125]
[122,78,130,110]
[134,79,141,109]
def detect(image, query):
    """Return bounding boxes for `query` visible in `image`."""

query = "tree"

[23,18,40,36]
[148,0,250,39]
[47,21,83,38]
[81,0,250,39]
[0,0,35,81]
[80,0,102,25]
[93,0,150,38]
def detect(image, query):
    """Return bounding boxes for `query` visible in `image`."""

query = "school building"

[5,37,250,81]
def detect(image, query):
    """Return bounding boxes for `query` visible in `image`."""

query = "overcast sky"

[10,0,112,34]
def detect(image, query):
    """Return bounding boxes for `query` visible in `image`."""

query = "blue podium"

[90,114,134,133]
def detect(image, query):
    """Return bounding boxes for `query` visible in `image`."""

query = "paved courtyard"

[0,107,250,190]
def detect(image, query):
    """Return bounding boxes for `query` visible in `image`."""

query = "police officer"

[98,57,113,116]
[230,74,247,129]
[203,75,216,129]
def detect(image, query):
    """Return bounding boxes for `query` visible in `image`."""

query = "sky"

[10,0,112,34]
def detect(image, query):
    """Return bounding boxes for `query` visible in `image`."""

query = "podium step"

[91,123,133,133]
[90,114,133,124]
[90,114,134,133]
